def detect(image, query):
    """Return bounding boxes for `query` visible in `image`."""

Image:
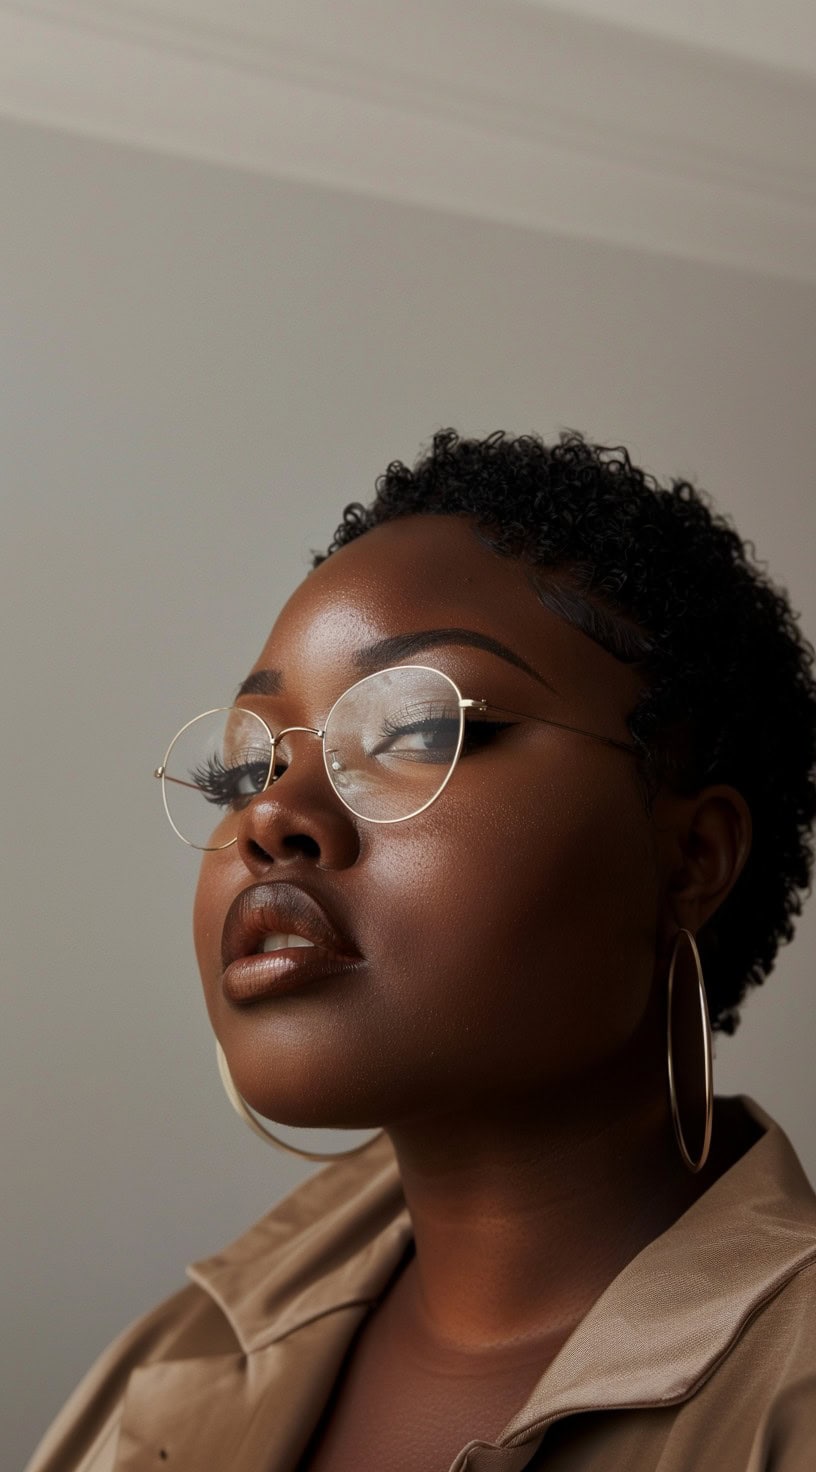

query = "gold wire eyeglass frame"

[154,662,640,849]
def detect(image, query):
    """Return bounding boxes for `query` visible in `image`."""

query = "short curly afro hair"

[311,429,816,1036]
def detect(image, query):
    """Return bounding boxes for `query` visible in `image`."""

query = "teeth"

[259,932,316,953]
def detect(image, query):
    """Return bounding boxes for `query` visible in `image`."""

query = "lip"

[220,881,363,1006]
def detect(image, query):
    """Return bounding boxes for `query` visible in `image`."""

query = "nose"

[235,726,361,873]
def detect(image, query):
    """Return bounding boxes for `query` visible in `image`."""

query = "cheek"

[377,759,658,1079]
[185,755,659,1121]
[192,855,233,1025]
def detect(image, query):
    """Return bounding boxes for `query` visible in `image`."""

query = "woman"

[27,430,816,1471]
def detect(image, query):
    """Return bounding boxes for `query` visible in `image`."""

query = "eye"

[369,705,461,765]
[369,709,514,765]
[192,750,271,808]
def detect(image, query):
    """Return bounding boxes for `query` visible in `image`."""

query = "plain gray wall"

[3,116,815,1467]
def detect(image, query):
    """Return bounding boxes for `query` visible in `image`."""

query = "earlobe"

[669,784,753,931]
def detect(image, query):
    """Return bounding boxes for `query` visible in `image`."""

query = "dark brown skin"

[193,514,753,1471]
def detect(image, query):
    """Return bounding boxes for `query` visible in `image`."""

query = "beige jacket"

[25,1096,816,1471]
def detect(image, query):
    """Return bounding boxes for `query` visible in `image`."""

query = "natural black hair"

[311,429,816,1035]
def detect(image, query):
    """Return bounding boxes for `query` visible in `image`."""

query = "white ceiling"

[2,0,815,282]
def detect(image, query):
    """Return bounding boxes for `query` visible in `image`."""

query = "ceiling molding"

[2,0,816,282]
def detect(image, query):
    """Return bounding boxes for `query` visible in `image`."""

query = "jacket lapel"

[113,1304,370,1472]
[498,1096,816,1448]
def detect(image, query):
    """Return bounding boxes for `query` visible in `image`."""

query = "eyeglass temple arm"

[153,767,208,792]
[462,699,639,756]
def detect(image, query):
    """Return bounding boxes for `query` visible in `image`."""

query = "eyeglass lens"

[161,666,465,846]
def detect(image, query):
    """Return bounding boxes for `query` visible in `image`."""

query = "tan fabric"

[25,1095,816,1472]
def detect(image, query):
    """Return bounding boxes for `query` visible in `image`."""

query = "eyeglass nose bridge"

[266,723,327,783]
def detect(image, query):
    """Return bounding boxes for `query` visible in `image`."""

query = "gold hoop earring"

[215,1042,384,1162]
[666,928,714,1174]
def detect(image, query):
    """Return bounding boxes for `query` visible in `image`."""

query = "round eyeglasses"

[154,663,640,849]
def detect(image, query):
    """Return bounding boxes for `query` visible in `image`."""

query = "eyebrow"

[354,630,559,692]
[235,628,559,700]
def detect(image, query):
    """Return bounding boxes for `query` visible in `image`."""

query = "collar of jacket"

[173,1095,816,1461]
[186,1096,816,1416]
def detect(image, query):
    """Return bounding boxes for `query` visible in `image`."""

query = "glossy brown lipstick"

[220,881,363,1005]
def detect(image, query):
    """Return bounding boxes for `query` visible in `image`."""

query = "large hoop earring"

[215,1042,384,1162]
[666,928,714,1174]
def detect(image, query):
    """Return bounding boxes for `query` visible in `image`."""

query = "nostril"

[247,836,321,865]
[282,833,321,859]
[245,832,321,864]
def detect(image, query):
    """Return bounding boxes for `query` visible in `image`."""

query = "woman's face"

[193,514,665,1133]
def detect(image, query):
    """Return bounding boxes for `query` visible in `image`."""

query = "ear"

[662,784,753,937]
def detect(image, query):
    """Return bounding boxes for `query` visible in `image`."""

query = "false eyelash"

[189,756,237,805]
[190,753,269,806]
[378,702,458,734]
[377,715,514,748]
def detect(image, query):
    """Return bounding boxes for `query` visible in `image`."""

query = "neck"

[384,1054,716,1355]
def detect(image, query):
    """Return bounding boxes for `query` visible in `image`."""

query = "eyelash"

[377,714,515,752]
[192,754,270,808]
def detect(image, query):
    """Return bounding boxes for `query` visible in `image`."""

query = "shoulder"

[24,1279,237,1472]
[24,1134,402,1472]
[702,1262,816,1468]
[680,1127,816,1469]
